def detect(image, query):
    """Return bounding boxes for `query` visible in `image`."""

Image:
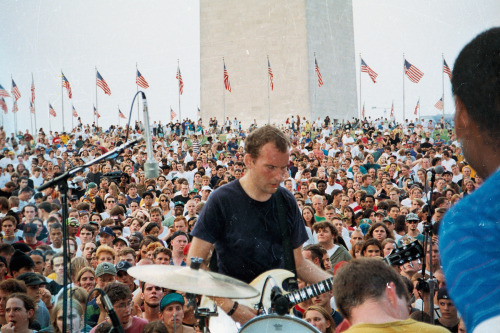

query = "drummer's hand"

[211,296,257,325]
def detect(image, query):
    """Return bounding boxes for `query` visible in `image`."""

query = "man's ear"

[454,96,470,140]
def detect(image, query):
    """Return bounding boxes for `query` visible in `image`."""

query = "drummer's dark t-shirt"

[192,180,307,283]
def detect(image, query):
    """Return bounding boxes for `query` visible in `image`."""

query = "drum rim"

[239,314,320,332]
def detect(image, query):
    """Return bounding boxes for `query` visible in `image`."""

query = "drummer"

[188,125,331,324]
[159,292,195,333]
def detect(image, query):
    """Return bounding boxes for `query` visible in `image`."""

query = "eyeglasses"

[160,199,168,202]
[107,200,115,204]
[68,222,79,227]
[115,300,133,310]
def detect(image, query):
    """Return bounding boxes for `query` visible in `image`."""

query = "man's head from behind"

[452,27,500,176]
[333,258,409,321]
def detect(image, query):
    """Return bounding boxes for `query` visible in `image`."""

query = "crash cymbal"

[127,264,260,299]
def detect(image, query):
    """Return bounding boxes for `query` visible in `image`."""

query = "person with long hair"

[301,205,316,246]
[349,241,364,259]
[365,222,392,242]
[51,299,90,333]
[304,305,335,333]
[361,238,383,257]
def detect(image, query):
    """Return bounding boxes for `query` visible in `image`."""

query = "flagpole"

[223,57,226,127]
[95,67,98,130]
[14,103,17,135]
[178,59,182,122]
[419,97,421,119]
[267,55,271,125]
[359,54,362,120]
[61,71,65,132]
[32,73,37,139]
[118,105,120,127]
[402,53,406,122]
[441,54,445,116]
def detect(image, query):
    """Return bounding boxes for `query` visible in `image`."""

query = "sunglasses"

[68,222,80,227]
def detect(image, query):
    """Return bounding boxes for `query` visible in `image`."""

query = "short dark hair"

[245,125,289,158]
[452,27,500,140]
[103,282,131,304]
[333,258,409,320]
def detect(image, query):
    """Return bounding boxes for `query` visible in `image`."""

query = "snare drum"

[239,314,320,332]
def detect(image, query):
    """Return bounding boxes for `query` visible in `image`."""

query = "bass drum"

[239,315,320,333]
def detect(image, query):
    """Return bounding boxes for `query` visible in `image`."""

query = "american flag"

[361,58,378,83]
[414,99,419,116]
[96,71,111,95]
[223,60,231,92]
[31,76,35,103]
[434,97,443,110]
[0,84,10,98]
[94,105,101,118]
[170,107,177,121]
[62,73,72,99]
[362,103,365,119]
[49,103,56,117]
[72,105,78,117]
[30,101,35,114]
[315,56,324,87]
[268,59,274,91]
[136,70,149,89]
[390,102,394,117]
[12,101,18,113]
[119,109,126,119]
[404,60,424,83]
[443,59,452,80]
[176,66,184,95]
[0,98,7,114]
[11,79,21,100]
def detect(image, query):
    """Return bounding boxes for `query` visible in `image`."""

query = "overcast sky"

[1,0,499,134]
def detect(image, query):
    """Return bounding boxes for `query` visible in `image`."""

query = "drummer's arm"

[186,236,213,268]
[294,247,332,284]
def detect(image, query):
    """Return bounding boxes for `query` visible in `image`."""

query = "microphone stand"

[420,169,438,323]
[38,137,142,333]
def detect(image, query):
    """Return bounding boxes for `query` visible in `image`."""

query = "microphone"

[142,92,159,179]
[270,286,291,316]
[426,165,444,179]
[101,292,125,333]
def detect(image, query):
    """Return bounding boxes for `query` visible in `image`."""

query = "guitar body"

[200,269,294,332]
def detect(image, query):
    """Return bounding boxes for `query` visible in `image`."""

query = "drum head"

[239,314,320,333]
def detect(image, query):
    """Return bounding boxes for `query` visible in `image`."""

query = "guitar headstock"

[383,240,424,266]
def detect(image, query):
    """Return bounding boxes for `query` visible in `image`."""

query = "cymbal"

[127,264,260,299]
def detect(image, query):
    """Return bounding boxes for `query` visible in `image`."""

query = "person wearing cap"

[163,201,185,228]
[200,185,212,202]
[16,272,50,329]
[159,292,194,333]
[435,288,459,332]
[98,226,115,246]
[16,223,44,250]
[115,261,137,293]
[113,237,129,254]
[397,213,425,246]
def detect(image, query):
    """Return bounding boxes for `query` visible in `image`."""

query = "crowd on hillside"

[0,114,468,332]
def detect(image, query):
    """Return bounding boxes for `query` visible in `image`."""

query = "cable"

[125,91,146,143]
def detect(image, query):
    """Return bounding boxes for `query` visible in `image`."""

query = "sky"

[1,0,499,134]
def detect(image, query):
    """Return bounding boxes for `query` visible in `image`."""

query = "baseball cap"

[115,261,132,273]
[375,211,387,217]
[113,237,129,246]
[95,262,117,277]
[23,223,37,237]
[383,216,395,224]
[129,231,143,241]
[160,293,185,311]
[174,201,185,207]
[17,272,48,286]
[87,182,97,189]
[201,186,212,192]
[437,287,450,300]
[405,213,420,222]
[99,227,115,238]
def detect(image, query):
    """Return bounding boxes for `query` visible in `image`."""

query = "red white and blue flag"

[96,70,111,95]
[177,66,184,95]
[11,79,21,100]
[12,101,18,113]
[362,103,365,119]
[443,59,452,80]
[49,104,57,117]
[404,59,424,83]
[119,109,126,119]
[0,84,10,98]
[0,98,7,114]
[361,58,378,83]
[136,70,149,89]
[31,76,35,103]
[30,101,35,114]
[62,73,72,99]
[315,56,324,87]
[414,99,419,116]
[94,105,101,118]
[223,60,231,92]
[268,59,274,91]
[72,105,78,117]
[170,107,177,121]
[390,102,394,117]
[434,97,443,110]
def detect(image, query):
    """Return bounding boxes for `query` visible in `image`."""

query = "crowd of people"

[0,107,470,333]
